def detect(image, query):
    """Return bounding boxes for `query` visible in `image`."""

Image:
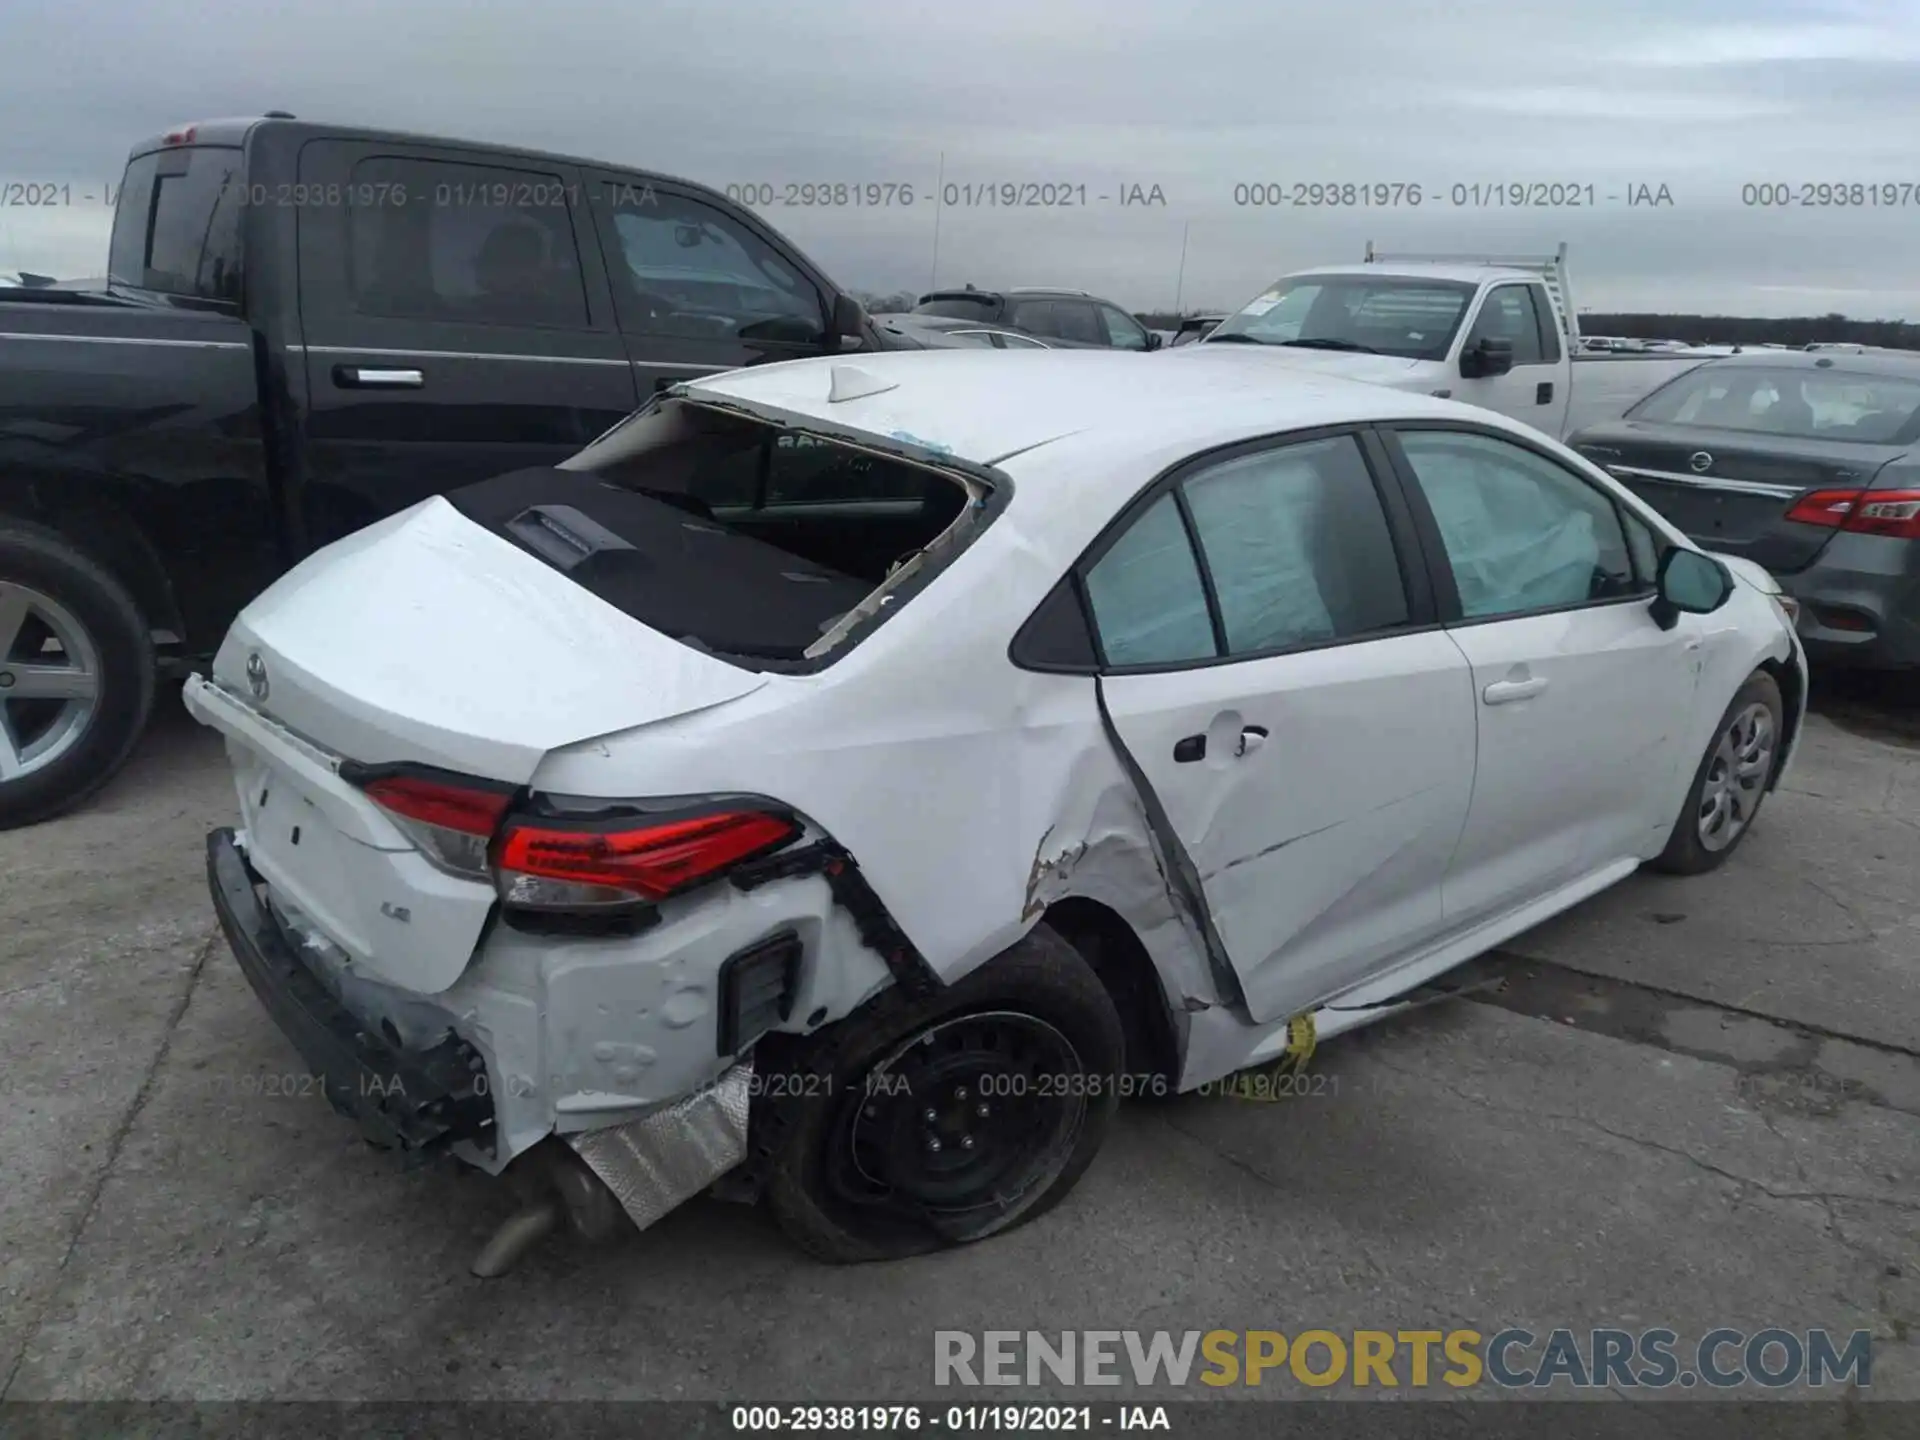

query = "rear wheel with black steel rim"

[1651,669,1783,875]
[760,925,1124,1262]
[0,523,155,830]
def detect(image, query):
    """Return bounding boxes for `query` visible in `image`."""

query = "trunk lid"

[1571,421,1901,573]
[208,495,768,784]
[187,495,770,994]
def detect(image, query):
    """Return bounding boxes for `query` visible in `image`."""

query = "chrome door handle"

[1483,677,1548,705]
[333,365,423,389]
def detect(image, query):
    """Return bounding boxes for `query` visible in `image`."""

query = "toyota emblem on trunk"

[245,652,269,701]
[1689,451,1714,473]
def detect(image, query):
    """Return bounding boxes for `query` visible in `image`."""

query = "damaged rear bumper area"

[207,828,756,1271]
[208,827,499,1155]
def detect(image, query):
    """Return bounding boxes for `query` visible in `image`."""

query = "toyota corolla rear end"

[185,393,1000,1266]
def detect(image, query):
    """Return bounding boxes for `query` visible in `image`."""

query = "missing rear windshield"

[447,407,985,669]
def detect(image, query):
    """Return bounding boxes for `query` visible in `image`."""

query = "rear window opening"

[446,403,985,669]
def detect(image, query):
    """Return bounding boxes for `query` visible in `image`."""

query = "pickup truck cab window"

[1207,276,1476,361]
[600,189,825,344]
[108,145,244,304]
[343,156,590,330]
[1465,284,1546,367]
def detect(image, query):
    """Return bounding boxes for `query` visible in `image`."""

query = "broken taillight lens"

[494,809,800,910]
[1784,488,1920,539]
[362,773,515,879]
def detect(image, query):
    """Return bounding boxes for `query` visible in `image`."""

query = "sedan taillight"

[494,809,799,910]
[1784,488,1920,539]
[362,772,515,879]
[352,766,800,913]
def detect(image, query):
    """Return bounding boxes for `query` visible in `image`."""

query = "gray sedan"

[1569,351,1920,670]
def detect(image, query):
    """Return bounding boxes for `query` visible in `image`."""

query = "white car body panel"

[208,496,768,784]
[185,349,1808,1163]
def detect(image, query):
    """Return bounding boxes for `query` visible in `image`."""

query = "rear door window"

[344,156,591,329]
[1052,301,1106,345]
[1082,432,1414,666]
[1007,300,1059,337]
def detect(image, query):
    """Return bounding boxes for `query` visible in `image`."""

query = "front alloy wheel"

[1653,669,1784,875]
[1697,700,1775,853]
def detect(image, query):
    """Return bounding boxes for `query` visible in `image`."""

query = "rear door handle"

[1535,381,1554,404]
[333,364,423,389]
[1483,677,1549,705]
[1173,735,1206,763]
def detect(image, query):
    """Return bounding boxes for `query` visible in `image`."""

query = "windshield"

[1207,277,1475,360]
[1629,366,1920,445]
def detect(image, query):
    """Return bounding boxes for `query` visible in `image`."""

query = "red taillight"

[1784,489,1864,528]
[495,810,798,908]
[363,774,513,836]
[1842,489,1920,539]
[361,773,514,879]
[162,125,198,146]
[1785,488,1920,539]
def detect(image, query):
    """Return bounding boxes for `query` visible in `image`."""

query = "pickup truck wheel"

[759,924,1124,1263]
[0,524,155,829]
[1650,670,1783,876]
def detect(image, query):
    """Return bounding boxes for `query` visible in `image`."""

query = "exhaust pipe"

[470,1142,630,1278]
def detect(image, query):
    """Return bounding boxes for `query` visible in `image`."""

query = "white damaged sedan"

[185,349,1807,1270]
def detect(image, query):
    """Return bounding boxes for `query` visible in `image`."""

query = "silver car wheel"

[1696,701,1775,852]
[0,582,102,782]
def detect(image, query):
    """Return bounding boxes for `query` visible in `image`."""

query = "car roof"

[1686,350,1920,379]
[128,116,716,194]
[1280,263,1534,286]
[685,348,1494,473]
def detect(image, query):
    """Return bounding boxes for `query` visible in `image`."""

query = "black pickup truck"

[0,115,904,828]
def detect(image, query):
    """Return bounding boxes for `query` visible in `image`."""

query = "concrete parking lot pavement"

[0,685,1914,1405]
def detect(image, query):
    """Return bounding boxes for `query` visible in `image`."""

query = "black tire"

[1650,669,1784,876]
[758,924,1124,1263]
[0,522,155,830]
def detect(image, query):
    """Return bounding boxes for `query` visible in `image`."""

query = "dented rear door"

[1079,430,1478,1025]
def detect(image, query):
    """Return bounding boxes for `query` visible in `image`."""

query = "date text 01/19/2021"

[1228,181,1676,208]
[721,182,1168,208]
[730,1405,1171,1432]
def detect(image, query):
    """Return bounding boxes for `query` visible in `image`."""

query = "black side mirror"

[831,293,869,350]
[1460,335,1515,378]
[1650,547,1734,630]
[737,314,827,348]
[1144,331,1163,351]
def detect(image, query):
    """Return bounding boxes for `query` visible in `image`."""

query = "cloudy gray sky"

[7,0,1920,316]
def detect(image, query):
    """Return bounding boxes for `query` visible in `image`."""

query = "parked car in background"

[872,313,1053,350]
[1187,245,1708,438]
[911,286,1162,350]
[0,114,901,829]
[187,349,1802,1272]
[1169,315,1226,346]
[1570,351,1920,670]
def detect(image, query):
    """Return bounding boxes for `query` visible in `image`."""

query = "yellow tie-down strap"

[1214,1012,1318,1102]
